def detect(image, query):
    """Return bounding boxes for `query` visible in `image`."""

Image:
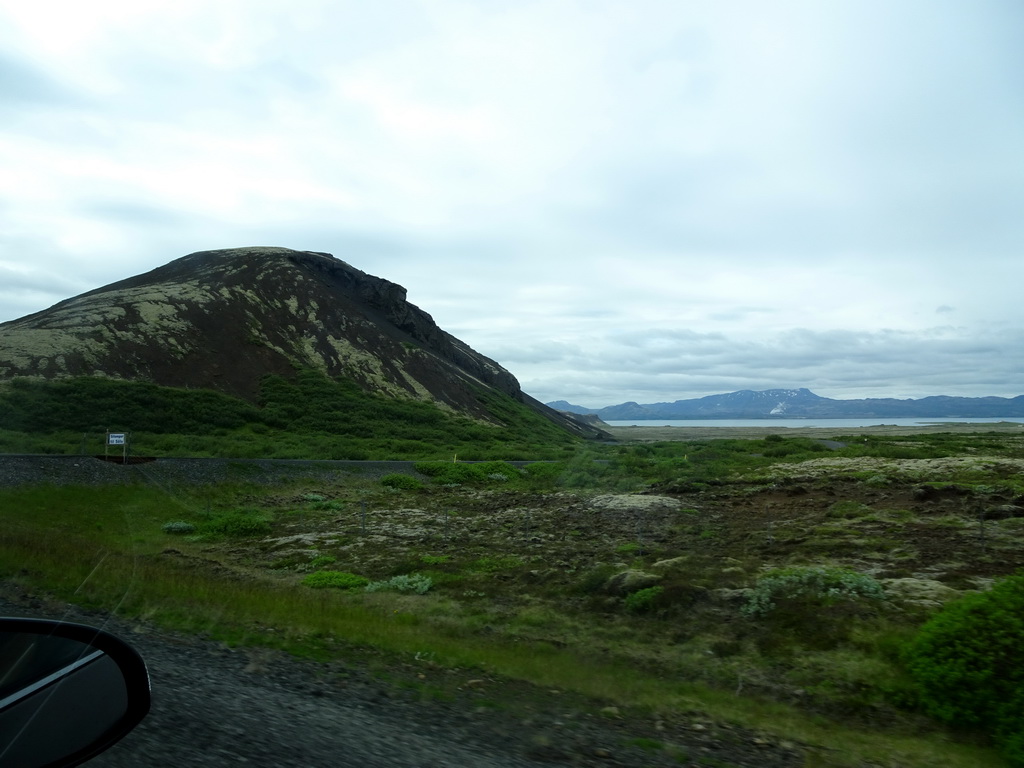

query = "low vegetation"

[3,430,1024,766]
[0,371,577,459]
[904,572,1024,765]
[739,565,887,618]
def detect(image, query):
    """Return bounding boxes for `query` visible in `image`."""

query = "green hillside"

[0,371,577,460]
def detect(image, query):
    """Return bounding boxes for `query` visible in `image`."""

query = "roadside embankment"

[0,455,423,489]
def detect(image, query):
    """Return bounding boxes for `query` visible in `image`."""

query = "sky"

[1,0,1022,408]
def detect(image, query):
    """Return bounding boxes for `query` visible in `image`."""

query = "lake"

[603,417,1024,428]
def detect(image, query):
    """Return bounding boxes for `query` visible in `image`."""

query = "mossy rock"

[604,569,662,596]
[881,578,962,609]
[651,556,688,570]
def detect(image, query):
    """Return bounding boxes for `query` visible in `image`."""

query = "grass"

[0,526,981,767]
[3,435,1023,767]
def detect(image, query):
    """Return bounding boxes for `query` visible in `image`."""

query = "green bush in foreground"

[364,573,433,595]
[742,565,885,617]
[199,510,271,538]
[625,586,663,613]
[904,571,1024,766]
[302,571,369,590]
[380,474,423,491]
[413,460,524,486]
[161,521,197,535]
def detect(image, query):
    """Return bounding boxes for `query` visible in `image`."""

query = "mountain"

[550,388,1024,420]
[0,246,605,439]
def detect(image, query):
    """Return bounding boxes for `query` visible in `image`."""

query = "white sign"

[108,433,126,445]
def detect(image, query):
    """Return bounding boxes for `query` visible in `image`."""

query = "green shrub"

[576,564,620,595]
[308,499,344,511]
[161,521,197,535]
[625,586,664,613]
[309,555,338,568]
[380,474,423,491]
[414,461,486,485]
[522,462,565,485]
[760,437,828,458]
[827,501,871,519]
[364,573,433,595]
[411,460,524,486]
[742,565,885,618]
[998,714,1024,768]
[904,571,1024,765]
[302,571,369,589]
[199,509,271,538]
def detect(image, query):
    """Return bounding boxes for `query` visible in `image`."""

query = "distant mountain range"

[548,388,1024,421]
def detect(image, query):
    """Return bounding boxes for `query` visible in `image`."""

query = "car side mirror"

[0,618,151,767]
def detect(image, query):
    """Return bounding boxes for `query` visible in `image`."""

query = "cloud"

[0,1,1021,408]
[0,52,78,107]
[514,325,1024,406]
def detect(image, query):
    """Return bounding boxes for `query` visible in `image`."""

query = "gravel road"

[1,592,560,768]
[0,455,427,489]
[0,591,806,768]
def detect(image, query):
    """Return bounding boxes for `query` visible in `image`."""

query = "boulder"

[712,587,752,604]
[985,504,1023,520]
[604,570,662,595]
[881,578,962,609]
[651,556,688,570]
[590,495,681,513]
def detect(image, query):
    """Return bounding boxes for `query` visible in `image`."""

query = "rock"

[651,556,688,570]
[985,504,1023,520]
[881,578,962,609]
[963,576,996,591]
[712,588,752,604]
[590,494,681,513]
[718,566,747,587]
[604,570,663,595]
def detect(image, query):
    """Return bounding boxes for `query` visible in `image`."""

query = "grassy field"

[3,431,1023,766]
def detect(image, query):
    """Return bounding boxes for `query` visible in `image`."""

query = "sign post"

[106,432,128,464]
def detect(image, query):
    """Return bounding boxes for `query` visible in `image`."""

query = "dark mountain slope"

[0,247,603,438]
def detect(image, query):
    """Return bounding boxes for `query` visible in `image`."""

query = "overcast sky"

[2,1,1022,407]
